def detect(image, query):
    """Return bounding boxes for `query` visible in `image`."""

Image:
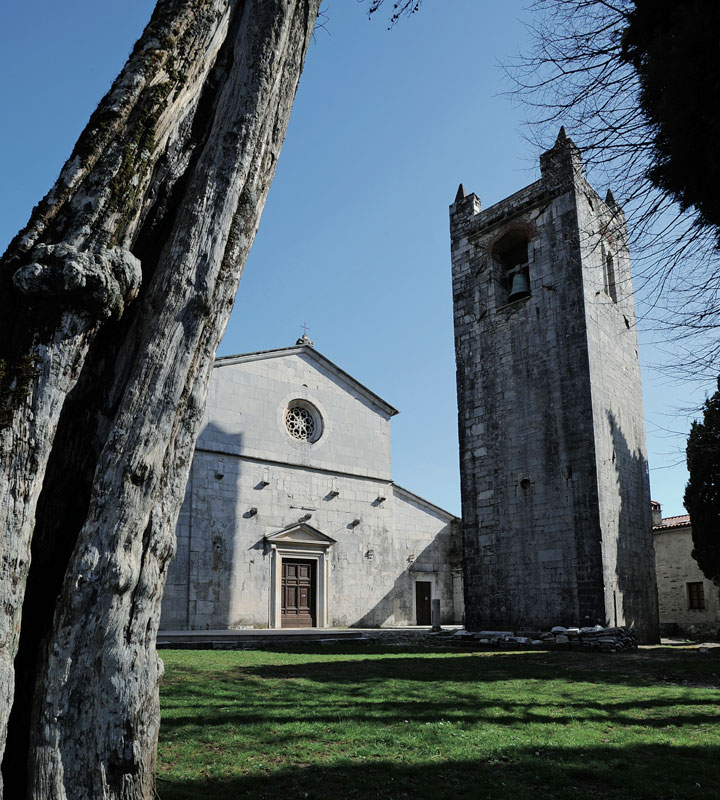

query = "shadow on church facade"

[160,344,463,631]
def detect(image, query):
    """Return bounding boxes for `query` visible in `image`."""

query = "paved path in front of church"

[157,626,463,649]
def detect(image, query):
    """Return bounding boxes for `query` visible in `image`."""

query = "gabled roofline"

[392,483,459,522]
[214,345,399,417]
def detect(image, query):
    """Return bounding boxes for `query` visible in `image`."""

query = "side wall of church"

[348,486,461,628]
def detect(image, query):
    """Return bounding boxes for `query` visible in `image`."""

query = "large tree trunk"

[0,0,320,796]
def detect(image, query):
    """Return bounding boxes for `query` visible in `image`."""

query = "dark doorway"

[281,559,316,628]
[415,581,432,625]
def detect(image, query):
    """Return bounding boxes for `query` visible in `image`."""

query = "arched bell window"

[493,230,531,304]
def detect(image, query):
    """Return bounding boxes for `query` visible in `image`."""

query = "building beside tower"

[652,501,720,639]
[450,128,659,642]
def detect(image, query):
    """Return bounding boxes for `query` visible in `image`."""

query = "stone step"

[157,628,365,649]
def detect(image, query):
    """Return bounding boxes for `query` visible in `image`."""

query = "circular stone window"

[284,401,323,443]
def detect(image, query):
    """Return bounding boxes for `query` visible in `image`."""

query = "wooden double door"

[281,559,316,628]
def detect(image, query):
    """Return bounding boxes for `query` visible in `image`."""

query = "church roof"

[653,514,691,531]
[393,484,459,522]
[214,344,400,417]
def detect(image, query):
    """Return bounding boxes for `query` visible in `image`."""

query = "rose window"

[285,405,316,441]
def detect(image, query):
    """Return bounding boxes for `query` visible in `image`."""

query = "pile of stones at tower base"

[451,128,660,644]
[452,625,638,652]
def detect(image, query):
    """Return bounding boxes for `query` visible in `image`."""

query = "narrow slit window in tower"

[604,252,617,303]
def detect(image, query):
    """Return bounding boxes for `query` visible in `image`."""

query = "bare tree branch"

[507,0,720,381]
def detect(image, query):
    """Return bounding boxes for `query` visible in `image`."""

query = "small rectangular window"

[687,581,705,610]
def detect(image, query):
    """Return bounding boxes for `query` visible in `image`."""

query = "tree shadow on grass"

[156,743,720,800]
[159,649,720,734]
[160,694,720,734]
[257,641,716,659]
[189,645,720,690]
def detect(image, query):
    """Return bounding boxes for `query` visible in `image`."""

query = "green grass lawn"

[157,644,720,799]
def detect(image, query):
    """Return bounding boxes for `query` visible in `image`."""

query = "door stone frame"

[409,568,437,626]
[266,523,335,629]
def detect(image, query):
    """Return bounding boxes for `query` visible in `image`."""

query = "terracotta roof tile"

[653,514,691,531]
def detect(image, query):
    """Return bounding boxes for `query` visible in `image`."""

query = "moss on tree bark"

[0,1,320,796]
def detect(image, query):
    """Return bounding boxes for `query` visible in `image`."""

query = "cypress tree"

[684,378,720,585]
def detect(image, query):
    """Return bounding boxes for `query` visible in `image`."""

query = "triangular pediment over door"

[265,523,336,549]
[267,523,334,629]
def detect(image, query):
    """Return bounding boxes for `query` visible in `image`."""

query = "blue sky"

[0,0,705,517]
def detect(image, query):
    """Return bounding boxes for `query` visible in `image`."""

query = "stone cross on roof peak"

[296,322,314,347]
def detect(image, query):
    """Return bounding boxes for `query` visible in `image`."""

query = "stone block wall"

[201,349,393,479]
[575,180,659,636]
[654,523,720,638]
[450,130,659,640]
[161,453,460,629]
[161,346,461,630]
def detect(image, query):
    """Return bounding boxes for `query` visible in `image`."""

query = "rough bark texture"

[0,1,319,796]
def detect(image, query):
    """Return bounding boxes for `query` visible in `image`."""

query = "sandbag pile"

[541,625,638,652]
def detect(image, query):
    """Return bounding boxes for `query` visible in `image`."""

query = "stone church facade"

[450,128,660,641]
[160,340,462,630]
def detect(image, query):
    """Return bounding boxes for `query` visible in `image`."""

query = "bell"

[508,271,531,302]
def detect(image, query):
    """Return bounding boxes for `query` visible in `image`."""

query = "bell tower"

[450,129,659,641]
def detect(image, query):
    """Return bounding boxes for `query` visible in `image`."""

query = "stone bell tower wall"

[574,177,659,640]
[450,131,659,641]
